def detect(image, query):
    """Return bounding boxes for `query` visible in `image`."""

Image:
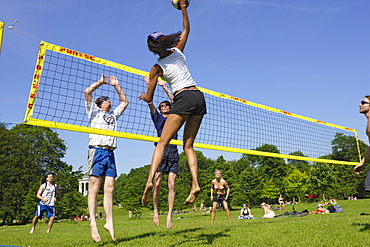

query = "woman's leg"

[142,114,186,205]
[182,114,204,204]
[223,200,231,223]
[211,201,218,223]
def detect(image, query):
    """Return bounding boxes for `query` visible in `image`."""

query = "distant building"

[78,175,89,196]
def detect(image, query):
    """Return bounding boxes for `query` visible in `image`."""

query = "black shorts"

[157,145,179,175]
[170,89,207,115]
[213,194,226,203]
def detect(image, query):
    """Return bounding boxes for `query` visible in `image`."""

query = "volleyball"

[171,0,190,10]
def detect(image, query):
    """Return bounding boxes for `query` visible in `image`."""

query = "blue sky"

[1,0,369,175]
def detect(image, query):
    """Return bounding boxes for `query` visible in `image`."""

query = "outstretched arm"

[139,65,163,104]
[107,75,129,115]
[175,0,190,52]
[84,74,106,105]
[158,81,174,103]
[143,76,174,103]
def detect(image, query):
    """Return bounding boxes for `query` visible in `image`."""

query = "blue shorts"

[34,203,55,219]
[157,145,179,174]
[170,89,207,115]
[88,147,117,177]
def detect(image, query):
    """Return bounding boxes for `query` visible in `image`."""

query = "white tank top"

[40,183,56,206]
[156,48,196,93]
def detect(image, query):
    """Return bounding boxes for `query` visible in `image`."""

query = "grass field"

[1,199,370,247]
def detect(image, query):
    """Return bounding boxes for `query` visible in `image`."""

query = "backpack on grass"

[333,205,343,213]
[327,205,336,213]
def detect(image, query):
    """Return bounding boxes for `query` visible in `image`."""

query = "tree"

[260,178,280,204]
[231,156,263,206]
[116,166,149,216]
[288,151,310,173]
[283,169,309,203]
[55,168,85,220]
[331,133,365,162]
[248,144,289,181]
[329,133,369,199]
[309,161,336,202]
[0,124,84,224]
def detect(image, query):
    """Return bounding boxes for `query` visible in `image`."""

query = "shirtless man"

[354,96,370,191]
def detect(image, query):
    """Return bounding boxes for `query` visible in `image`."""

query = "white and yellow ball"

[171,0,190,10]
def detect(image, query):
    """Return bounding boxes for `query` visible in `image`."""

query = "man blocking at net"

[144,77,179,229]
[84,74,129,242]
[354,96,370,190]
[29,173,57,234]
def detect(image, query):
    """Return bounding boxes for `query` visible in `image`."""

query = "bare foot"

[184,189,200,205]
[104,224,116,242]
[166,214,172,230]
[142,182,153,205]
[90,225,101,243]
[29,228,35,234]
[153,212,160,227]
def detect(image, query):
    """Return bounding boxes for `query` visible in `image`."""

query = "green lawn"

[1,199,370,247]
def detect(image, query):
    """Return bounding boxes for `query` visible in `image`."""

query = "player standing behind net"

[139,0,206,206]
[143,76,179,229]
[84,74,129,242]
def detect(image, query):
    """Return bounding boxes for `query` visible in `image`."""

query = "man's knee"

[104,184,114,194]
[168,181,176,191]
[155,180,162,189]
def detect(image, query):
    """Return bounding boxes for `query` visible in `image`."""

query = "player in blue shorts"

[143,77,179,229]
[84,74,129,242]
[30,173,57,234]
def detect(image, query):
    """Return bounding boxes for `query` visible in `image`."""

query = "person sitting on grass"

[237,204,254,219]
[309,204,329,214]
[261,202,275,218]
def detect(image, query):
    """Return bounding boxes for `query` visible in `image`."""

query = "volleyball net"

[24,41,360,166]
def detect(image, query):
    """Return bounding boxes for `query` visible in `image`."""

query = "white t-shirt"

[155,48,196,93]
[85,101,122,148]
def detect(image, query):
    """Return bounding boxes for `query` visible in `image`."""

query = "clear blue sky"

[1,0,369,175]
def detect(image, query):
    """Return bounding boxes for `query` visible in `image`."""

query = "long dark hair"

[147,31,182,55]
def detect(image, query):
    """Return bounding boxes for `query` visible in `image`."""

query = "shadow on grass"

[352,222,370,232]
[105,227,204,246]
[168,228,231,246]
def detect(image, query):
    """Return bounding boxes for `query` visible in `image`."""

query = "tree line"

[114,133,370,214]
[1,123,368,224]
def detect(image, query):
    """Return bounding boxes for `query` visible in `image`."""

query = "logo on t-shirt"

[103,113,115,125]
